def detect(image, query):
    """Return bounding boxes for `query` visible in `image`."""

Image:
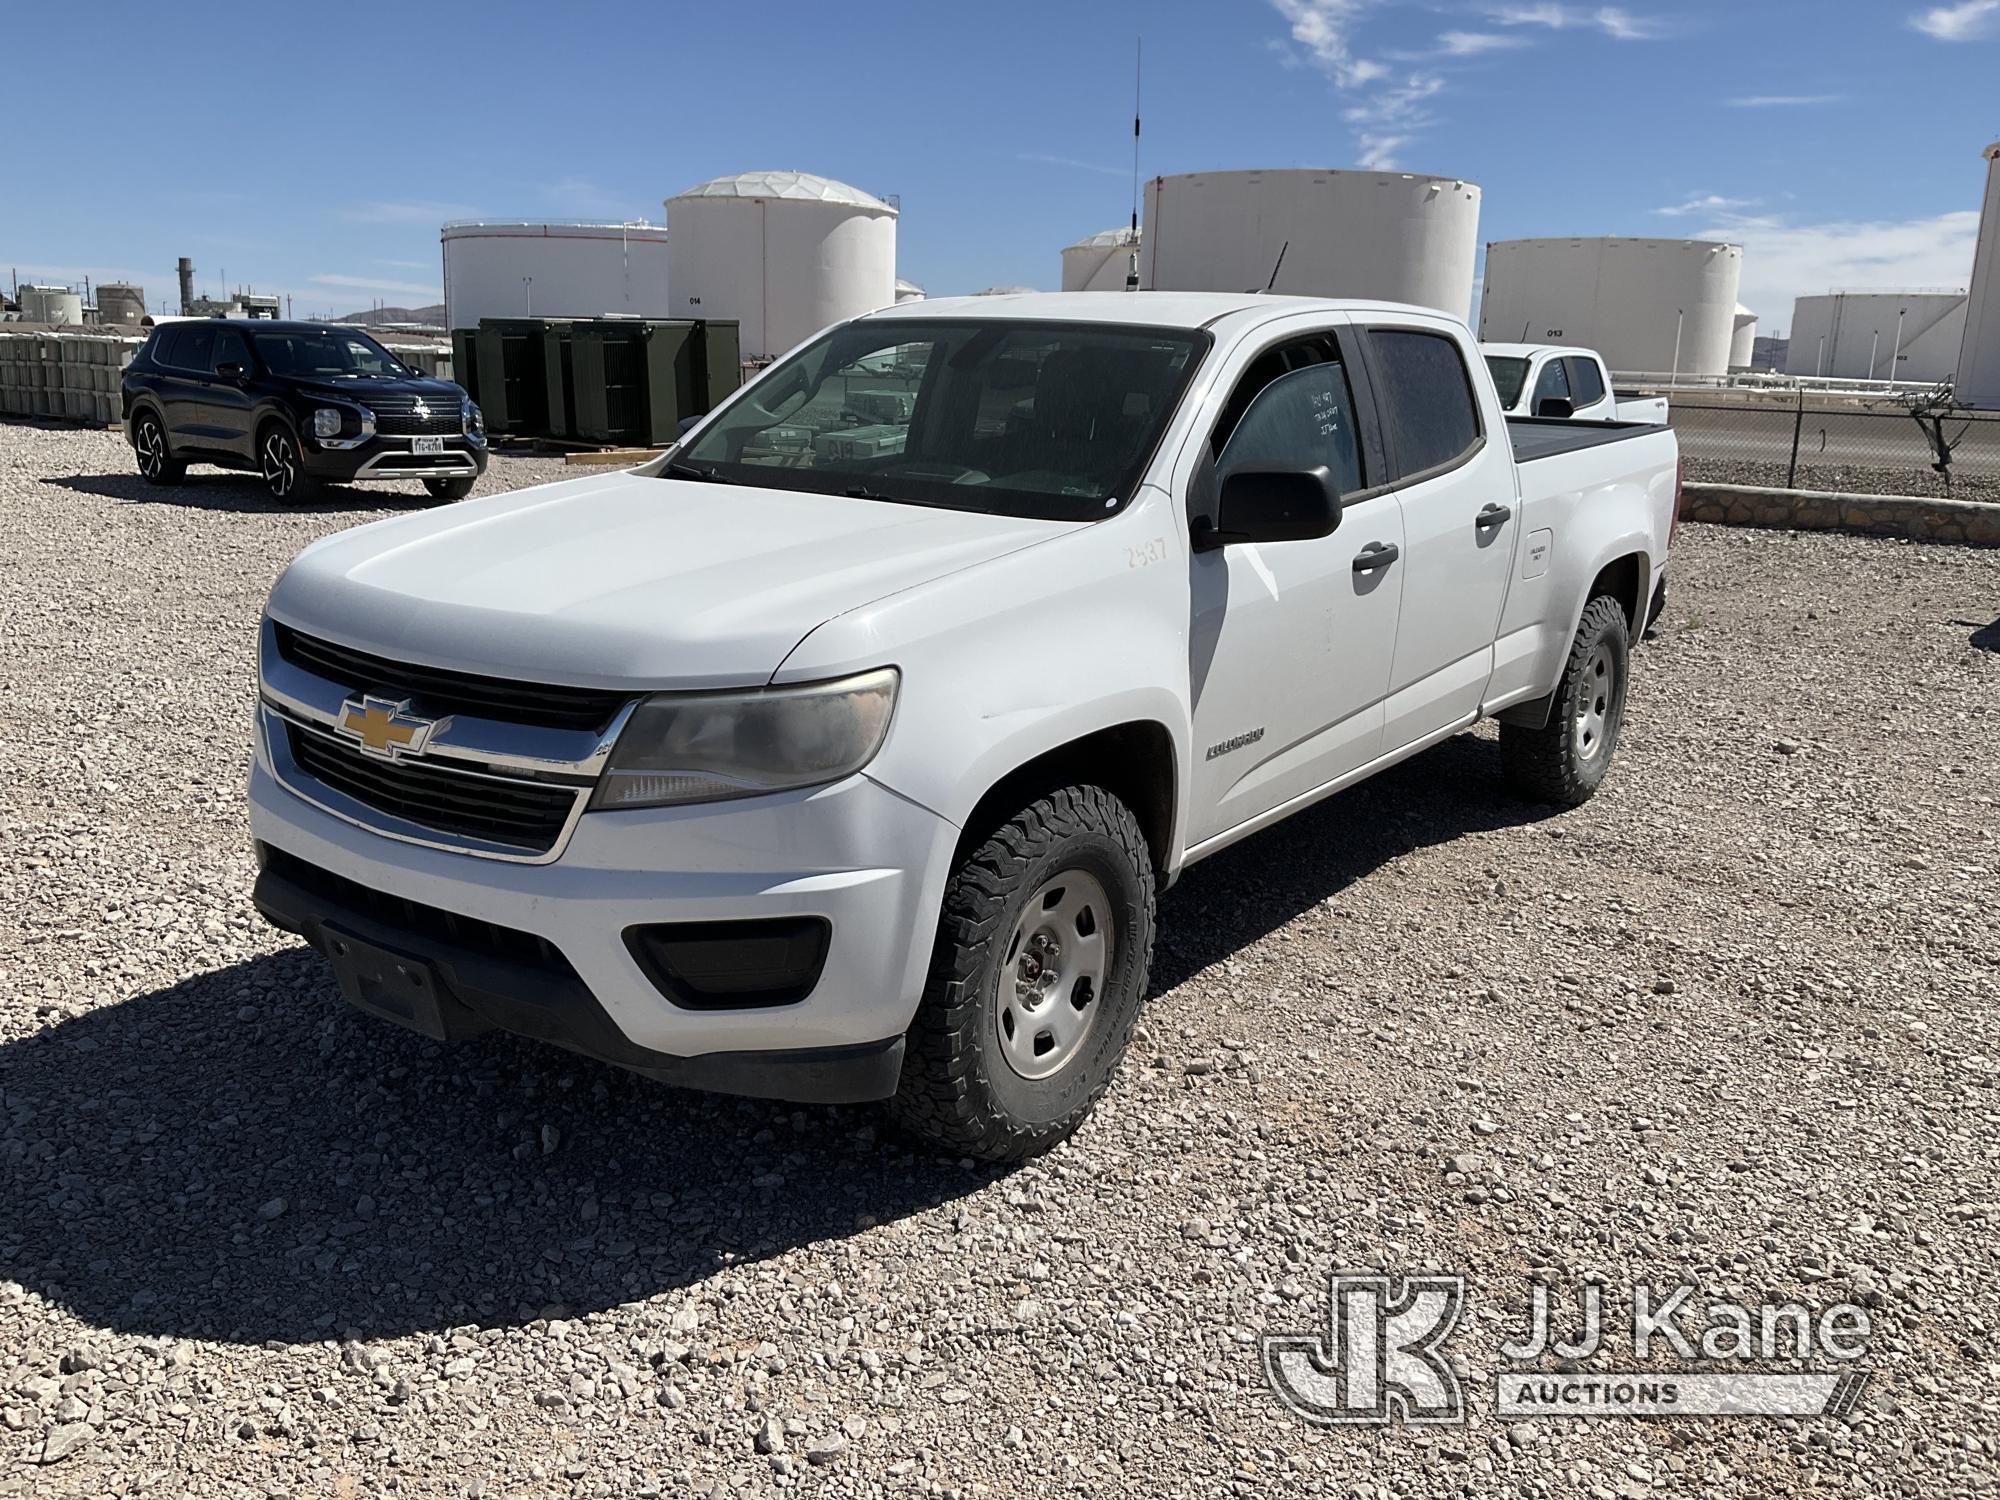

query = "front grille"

[273,624,629,733]
[371,406,465,437]
[259,844,578,976]
[286,722,578,854]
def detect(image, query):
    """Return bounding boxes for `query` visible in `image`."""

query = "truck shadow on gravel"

[1,733,1551,1348]
[47,472,430,516]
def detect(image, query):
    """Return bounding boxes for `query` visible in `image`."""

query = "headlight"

[313,407,343,439]
[464,400,483,434]
[589,668,898,811]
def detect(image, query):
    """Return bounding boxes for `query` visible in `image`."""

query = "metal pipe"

[1891,308,1906,383]
[1669,309,1684,386]
[1869,330,1880,382]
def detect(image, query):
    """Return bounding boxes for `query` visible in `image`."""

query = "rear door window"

[1366,328,1483,480]
[1531,356,1571,410]
[1564,356,1606,406]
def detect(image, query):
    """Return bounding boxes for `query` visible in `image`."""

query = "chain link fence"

[1657,391,2000,502]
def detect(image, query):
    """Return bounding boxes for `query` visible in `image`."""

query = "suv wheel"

[260,425,320,504]
[891,785,1156,1162]
[423,476,477,502]
[133,412,185,485]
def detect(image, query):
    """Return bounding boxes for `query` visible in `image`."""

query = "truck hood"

[267,469,1079,689]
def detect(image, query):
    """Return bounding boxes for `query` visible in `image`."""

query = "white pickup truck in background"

[250,292,1680,1161]
[1483,342,1670,425]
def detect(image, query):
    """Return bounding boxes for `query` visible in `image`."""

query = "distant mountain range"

[335,303,446,326]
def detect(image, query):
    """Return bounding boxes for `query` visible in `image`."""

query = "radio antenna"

[1259,240,1290,294]
[1127,36,1143,291]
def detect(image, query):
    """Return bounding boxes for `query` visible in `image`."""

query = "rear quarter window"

[1366,329,1482,480]
[1566,356,1607,406]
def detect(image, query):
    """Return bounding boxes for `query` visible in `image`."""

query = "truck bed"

[1506,415,1668,463]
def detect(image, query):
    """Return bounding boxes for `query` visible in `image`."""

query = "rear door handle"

[1353,542,1399,573]
[1476,502,1512,529]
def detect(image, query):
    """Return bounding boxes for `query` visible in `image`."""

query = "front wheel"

[133,412,185,485]
[260,425,320,504]
[1501,594,1631,807]
[890,785,1156,1163]
[423,475,477,502]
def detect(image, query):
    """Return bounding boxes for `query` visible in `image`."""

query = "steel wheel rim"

[263,433,295,498]
[997,869,1113,1081]
[1574,643,1617,761]
[138,420,163,478]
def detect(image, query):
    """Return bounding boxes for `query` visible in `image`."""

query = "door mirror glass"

[1534,395,1574,419]
[1195,466,1342,550]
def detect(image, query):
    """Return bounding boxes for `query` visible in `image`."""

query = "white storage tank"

[666,171,898,359]
[894,278,926,304]
[1784,290,1967,383]
[1478,238,1743,377]
[1729,306,1757,370]
[1061,227,1141,292]
[1141,169,1481,319]
[441,221,671,332]
[1957,142,2000,409]
[21,285,83,325]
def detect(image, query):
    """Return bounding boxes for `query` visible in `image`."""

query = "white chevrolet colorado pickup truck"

[251,292,1679,1161]
[1482,342,1670,425]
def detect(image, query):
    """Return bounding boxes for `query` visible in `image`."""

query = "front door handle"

[1476,502,1513,529]
[1353,541,1400,573]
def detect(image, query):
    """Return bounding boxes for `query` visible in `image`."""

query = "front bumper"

[303,432,488,483]
[248,752,960,1100]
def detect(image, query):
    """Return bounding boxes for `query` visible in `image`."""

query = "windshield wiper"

[843,483,895,502]
[665,460,734,484]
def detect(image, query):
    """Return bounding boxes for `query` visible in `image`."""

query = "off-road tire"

[133,411,185,485]
[423,476,477,502]
[890,785,1156,1162]
[1501,593,1630,808]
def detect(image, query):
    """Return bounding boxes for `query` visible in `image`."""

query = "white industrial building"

[1729,305,1758,370]
[18,285,83,325]
[1478,237,1743,377]
[441,221,671,331]
[1958,142,2000,410]
[1784,290,1966,383]
[1140,169,1481,320]
[666,170,898,360]
[1061,227,1141,292]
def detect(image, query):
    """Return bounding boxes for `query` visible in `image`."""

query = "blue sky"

[7,0,1999,335]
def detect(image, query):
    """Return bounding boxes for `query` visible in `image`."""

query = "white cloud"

[1654,192,1757,217]
[309,273,445,299]
[1693,208,1979,326]
[1911,0,2000,40]
[1017,152,1129,178]
[1270,0,1382,88]
[1725,94,1844,107]
[1493,3,1667,39]
[1437,29,1526,54]
[1357,134,1412,170]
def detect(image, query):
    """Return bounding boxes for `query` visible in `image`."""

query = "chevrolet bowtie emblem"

[336,696,440,759]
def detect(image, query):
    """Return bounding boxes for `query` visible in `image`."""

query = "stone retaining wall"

[1682,483,2000,547]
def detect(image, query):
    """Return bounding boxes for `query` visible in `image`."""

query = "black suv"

[123,320,487,503]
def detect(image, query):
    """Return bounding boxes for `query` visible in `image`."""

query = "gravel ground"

[4,422,1999,1498]
[1683,456,2000,504]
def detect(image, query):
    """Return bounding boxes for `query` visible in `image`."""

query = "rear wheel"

[423,475,476,502]
[260,424,320,504]
[890,785,1156,1162]
[133,412,185,485]
[1501,594,1630,807]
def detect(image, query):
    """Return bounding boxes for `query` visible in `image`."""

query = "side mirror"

[1193,465,1342,551]
[1535,396,1574,419]
[215,362,245,380]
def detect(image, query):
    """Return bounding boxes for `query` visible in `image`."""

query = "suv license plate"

[412,436,445,455]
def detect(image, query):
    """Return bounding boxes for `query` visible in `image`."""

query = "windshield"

[675,319,1210,521]
[252,329,410,379]
[1485,355,1531,410]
